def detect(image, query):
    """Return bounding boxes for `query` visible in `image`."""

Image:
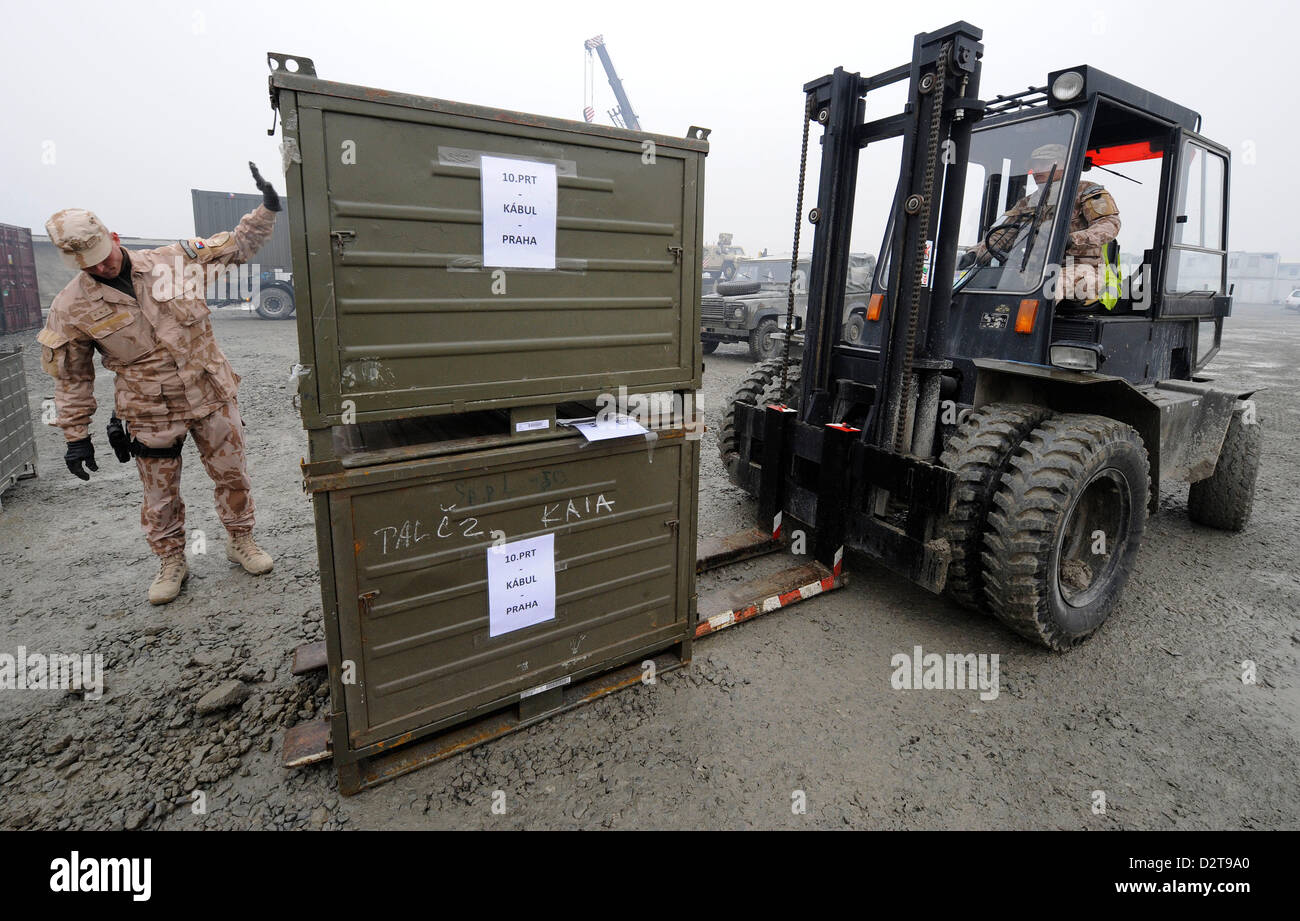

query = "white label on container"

[515,419,550,433]
[481,155,557,269]
[487,533,556,637]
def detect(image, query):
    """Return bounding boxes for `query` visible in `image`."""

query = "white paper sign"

[481,155,557,269]
[561,413,651,442]
[487,533,556,637]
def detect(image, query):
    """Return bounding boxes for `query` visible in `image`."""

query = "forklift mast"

[799,23,984,451]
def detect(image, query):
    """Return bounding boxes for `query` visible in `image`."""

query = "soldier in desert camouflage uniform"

[38,163,280,604]
[964,143,1121,304]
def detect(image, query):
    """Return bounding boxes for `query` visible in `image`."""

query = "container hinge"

[665,518,680,534]
[331,230,356,255]
[667,246,683,264]
[358,590,379,616]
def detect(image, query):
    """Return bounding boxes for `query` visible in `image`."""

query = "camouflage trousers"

[1058,263,1103,302]
[131,401,255,557]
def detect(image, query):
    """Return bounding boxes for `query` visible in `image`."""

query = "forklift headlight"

[1051,71,1084,102]
[1050,344,1102,371]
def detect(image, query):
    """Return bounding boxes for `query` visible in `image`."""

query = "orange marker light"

[867,293,884,322]
[1015,299,1039,334]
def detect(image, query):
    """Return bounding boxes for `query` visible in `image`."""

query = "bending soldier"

[38,163,282,604]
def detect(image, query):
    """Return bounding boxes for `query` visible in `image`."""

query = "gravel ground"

[1,302,1296,830]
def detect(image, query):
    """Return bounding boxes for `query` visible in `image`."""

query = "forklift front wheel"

[982,414,1149,650]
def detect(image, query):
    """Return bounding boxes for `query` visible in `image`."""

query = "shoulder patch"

[179,239,198,259]
[1082,190,1119,221]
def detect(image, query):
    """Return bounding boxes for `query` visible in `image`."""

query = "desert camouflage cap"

[1028,143,1068,166]
[45,208,113,271]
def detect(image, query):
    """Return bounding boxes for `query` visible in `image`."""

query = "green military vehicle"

[701,253,873,361]
[701,255,809,360]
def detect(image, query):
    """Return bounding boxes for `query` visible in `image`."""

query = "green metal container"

[303,426,698,774]
[269,55,708,433]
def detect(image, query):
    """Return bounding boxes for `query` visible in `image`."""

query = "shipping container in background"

[0,224,43,334]
[0,349,38,509]
[31,235,174,310]
[191,189,293,272]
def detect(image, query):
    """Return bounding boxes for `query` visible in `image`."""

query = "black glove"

[957,251,977,270]
[65,437,98,481]
[249,161,282,212]
[107,415,132,463]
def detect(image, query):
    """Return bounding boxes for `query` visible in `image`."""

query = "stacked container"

[270,56,707,791]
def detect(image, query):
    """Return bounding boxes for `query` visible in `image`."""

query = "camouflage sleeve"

[182,205,277,269]
[36,322,97,442]
[1069,213,1121,252]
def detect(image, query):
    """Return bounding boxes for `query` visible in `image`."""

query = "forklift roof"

[1047,65,1201,132]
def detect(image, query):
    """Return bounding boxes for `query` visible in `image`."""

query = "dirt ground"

[1,302,1297,830]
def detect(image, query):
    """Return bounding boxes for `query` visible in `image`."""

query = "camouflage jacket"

[979,180,1121,267]
[37,206,276,440]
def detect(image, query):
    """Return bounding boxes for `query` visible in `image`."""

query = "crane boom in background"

[583,35,640,131]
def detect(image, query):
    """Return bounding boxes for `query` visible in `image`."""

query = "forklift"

[720,21,1260,650]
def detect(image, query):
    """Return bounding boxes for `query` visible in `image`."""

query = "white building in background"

[1227,251,1279,304]
[1272,262,1300,304]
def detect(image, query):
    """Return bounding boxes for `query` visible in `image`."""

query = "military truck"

[702,232,746,282]
[701,253,873,360]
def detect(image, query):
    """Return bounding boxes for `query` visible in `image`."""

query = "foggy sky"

[4,0,1298,260]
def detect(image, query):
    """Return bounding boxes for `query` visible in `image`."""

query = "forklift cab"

[848,66,1232,390]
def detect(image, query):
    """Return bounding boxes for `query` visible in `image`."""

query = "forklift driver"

[962,143,1121,307]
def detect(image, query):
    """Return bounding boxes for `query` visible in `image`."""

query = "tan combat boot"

[149,553,188,605]
[227,531,273,575]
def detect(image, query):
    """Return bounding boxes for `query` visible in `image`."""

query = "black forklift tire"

[1187,410,1261,531]
[749,318,780,362]
[938,403,1053,611]
[717,357,801,488]
[256,286,295,320]
[702,339,719,355]
[981,414,1149,651]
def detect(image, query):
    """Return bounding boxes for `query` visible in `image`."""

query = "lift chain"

[893,42,951,454]
[781,93,814,397]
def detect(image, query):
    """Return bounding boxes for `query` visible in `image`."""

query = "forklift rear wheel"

[1187,410,1261,531]
[717,357,801,489]
[938,403,1053,612]
[749,318,780,362]
[982,414,1149,650]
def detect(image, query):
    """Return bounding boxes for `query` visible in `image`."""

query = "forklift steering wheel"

[983,219,1026,264]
